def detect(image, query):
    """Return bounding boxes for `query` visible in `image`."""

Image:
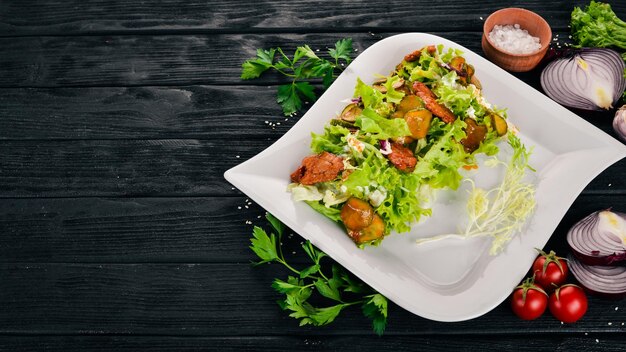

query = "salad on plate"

[289,44,534,250]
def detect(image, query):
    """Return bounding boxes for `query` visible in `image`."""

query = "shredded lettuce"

[415,134,536,255]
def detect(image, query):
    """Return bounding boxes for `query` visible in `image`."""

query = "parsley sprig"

[250,213,387,335]
[241,38,354,116]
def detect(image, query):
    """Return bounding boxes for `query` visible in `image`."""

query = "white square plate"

[225,33,626,321]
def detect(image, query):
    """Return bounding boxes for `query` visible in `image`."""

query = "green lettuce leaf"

[355,108,411,140]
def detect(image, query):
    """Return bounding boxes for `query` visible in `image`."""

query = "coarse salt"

[489,24,541,54]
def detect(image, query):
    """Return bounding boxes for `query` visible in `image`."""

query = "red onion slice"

[540,48,626,111]
[567,209,626,265]
[568,254,626,298]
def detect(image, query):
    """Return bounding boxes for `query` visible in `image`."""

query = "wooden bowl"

[482,8,552,72]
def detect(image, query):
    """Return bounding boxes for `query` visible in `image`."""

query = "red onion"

[540,48,626,111]
[614,105,626,142]
[567,209,626,266]
[379,139,392,155]
[568,254,626,298]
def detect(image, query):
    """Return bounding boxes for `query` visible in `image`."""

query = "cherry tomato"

[532,249,568,290]
[511,277,548,320]
[549,284,588,323]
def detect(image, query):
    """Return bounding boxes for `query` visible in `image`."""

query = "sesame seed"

[608,322,613,325]
[479,16,483,20]
[237,206,241,209]
[596,339,599,343]
[615,307,619,311]
[585,332,588,336]
[245,205,249,209]
[236,155,240,158]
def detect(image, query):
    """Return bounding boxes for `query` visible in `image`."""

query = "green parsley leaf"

[277,84,302,116]
[241,61,270,79]
[250,214,388,335]
[284,287,315,322]
[322,69,334,89]
[362,294,388,336]
[294,82,317,102]
[310,304,345,325]
[339,267,366,293]
[294,44,320,63]
[299,264,321,279]
[314,278,342,302]
[265,213,285,236]
[239,38,355,116]
[328,265,345,292]
[257,48,277,64]
[329,38,353,63]
[240,48,276,79]
[249,226,278,264]
[272,277,302,293]
[302,241,326,264]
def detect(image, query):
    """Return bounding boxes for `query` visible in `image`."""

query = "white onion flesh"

[540,48,626,111]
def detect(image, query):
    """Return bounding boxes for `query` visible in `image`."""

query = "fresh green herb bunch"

[250,213,388,335]
[571,1,626,54]
[241,38,354,116]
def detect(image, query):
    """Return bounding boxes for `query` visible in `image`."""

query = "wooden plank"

[1,262,625,336]
[0,194,624,263]
[0,86,294,140]
[0,196,266,263]
[1,1,613,35]
[1,335,624,352]
[0,85,620,141]
[0,139,270,197]
[2,31,584,88]
[0,32,396,87]
[0,139,624,198]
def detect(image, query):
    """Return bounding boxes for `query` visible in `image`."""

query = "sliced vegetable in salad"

[288,44,533,249]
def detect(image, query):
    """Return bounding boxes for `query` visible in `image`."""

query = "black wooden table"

[1,1,626,350]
